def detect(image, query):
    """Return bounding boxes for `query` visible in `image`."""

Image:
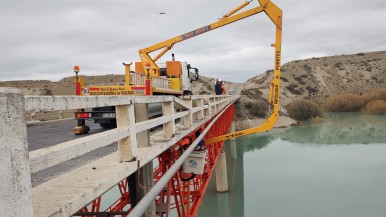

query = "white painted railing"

[129,72,146,85]
[0,87,238,217]
[151,76,171,89]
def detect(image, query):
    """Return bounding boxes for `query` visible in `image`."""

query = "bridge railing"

[0,87,238,217]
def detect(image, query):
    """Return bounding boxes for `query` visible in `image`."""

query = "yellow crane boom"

[138,0,283,144]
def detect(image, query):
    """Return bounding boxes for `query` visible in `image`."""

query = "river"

[197,113,386,217]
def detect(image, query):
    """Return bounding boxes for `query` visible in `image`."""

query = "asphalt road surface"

[28,119,117,187]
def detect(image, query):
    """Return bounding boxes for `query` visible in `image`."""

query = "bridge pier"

[0,88,34,216]
[215,150,229,192]
[230,121,237,159]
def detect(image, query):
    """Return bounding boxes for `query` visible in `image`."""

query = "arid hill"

[243,51,386,105]
[0,74,218,96]
[2,50,386,121]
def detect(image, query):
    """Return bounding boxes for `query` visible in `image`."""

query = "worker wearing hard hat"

[215,79,222,95]
[221,81,226,95]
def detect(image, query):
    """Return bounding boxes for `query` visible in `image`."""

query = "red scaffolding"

[76,104,235,217]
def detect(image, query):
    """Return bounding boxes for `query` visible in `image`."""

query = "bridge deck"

[32,121,205,216]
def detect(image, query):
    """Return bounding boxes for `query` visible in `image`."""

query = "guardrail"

[151,76,171,89]
[129,72,146,85]
[0,87,238,217]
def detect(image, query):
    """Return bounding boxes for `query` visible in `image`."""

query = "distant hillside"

[0,74,217,96]
[2,50,386,120]
[243,51,386,105]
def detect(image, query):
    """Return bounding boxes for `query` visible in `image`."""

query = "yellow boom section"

[138,0,275,77]
[207,0,282,144]
[138,0,283,144]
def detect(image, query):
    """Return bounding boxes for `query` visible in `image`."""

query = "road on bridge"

[28,119,117,187]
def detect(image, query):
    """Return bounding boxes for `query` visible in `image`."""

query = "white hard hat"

[218,79,222,82]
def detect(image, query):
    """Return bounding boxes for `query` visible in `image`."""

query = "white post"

[0,88,34,216]
[134,103,156,217]
[162,101,175,138]
[116,104,137,162]
[183,99,192,128]
[203,96,211,117]
[196,98,204,120]
[58,110,63,119]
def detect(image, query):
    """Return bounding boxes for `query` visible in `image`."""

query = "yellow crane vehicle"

[73,0,282,138]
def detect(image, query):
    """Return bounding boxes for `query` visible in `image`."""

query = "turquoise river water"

[197,113,386,217]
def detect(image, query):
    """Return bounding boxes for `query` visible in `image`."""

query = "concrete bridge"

[0,87,238,217]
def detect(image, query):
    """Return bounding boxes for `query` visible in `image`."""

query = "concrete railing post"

[0,88,34,216]
[116,104,137,162]
[162,101,175,138]
[183,99,192,128]
[203,96,211,117]
[196,98,204,120]
[130,103,156,217]
[58,110,63,119]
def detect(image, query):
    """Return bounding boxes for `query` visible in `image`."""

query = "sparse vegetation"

[285,84,302,95]
[244,100,268,118]
[363,100,386,115]
[362,88,386,103]
[322,93,364,112]
[286,99,322,121]
[241,88,263,99]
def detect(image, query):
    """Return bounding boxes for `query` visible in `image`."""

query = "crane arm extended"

[206,0,282,144]
[138,0,283,144]
[138,0,280,77]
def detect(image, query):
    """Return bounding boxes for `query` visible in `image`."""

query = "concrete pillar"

[196,98,204,120]
[135,104,150,148]
[131,103,155,217]
[58,110,63,119]
[230,122,237,160]
[183,99,192,128]
[217,192,231,217]
[0,88,34,216]
[162,101,175,138]
[116,104,137,162]
[215,150,228,192]
[203,96,211,117]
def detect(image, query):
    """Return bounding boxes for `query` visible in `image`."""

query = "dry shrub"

[311,116,324,124]
[363,100,386,115]
[362,88,386,104]
[286,99,322,121]
[322,93,364,112]
[244,100,268,118]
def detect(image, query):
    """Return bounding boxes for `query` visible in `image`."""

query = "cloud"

[1,0,385,82]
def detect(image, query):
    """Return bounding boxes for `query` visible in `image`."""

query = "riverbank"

[234,116,297,131]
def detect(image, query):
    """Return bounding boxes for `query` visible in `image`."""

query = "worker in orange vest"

[177,136,192,149]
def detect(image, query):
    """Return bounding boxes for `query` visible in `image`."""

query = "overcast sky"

[1,0,386,82]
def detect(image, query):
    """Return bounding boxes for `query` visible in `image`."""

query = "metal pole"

[128,99,237,217]
[155,12,165,43]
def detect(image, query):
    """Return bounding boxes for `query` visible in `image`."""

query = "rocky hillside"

[2,50,385,117]
[243,51,386,105]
